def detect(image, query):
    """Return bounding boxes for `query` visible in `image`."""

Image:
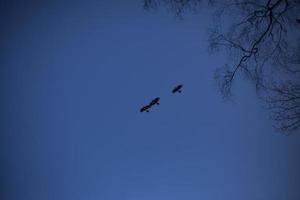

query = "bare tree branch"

[143,0,300,133]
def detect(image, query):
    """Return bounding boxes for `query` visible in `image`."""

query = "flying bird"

[172,84,183,94]
[149,97,160,106]
[140,105,151,113]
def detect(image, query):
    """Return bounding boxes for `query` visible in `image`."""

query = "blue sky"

[1,1,300,200]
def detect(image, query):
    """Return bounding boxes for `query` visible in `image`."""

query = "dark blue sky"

[1,1,300,200]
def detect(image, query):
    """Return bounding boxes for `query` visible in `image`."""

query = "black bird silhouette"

[149,97,160,106]
[297,19,300,24]
[140,105,151,113]
[172,84,183,94]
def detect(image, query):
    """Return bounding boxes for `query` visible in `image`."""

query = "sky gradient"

[1,1,300,200]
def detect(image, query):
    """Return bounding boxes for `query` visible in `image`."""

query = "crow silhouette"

[140,105,151,113]
[149,97,160,106]
[172,84,183,93]
[297,19,300,24]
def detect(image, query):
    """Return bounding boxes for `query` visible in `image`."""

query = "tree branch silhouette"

[143,0,300,133]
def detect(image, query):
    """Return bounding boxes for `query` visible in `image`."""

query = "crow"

[172,84,183,94]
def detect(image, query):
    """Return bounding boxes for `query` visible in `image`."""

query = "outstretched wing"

[149,97,160,106]
[140,105,150,112]
[140,107,145,112]
[172,87,177,93]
